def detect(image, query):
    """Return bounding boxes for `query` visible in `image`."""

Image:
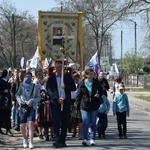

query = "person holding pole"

[46,61,76,148]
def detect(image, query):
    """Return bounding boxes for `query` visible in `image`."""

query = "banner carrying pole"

[78,12,84,71]
[38,11,44,69]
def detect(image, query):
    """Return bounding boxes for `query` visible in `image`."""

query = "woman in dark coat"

[76,68,104,146]
[0,69,13,136]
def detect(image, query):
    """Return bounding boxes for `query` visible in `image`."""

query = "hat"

[1,69,11,78]
[119,85,124,90]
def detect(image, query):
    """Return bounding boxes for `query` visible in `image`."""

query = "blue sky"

[112,19,145,59]
[3,0,145,59]
[10,0,57,20]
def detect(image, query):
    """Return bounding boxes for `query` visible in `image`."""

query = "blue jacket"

[98,95,110,113]
[113,93,130,113]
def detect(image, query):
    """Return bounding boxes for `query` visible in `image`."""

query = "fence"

[127,74,150,88]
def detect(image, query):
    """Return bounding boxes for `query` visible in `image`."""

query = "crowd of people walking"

[0,61,130,149]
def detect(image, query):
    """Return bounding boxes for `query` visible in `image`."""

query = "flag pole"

[60,46,65,111]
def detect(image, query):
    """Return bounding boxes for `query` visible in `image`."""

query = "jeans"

[81,109,98,140]
[11,103,20,127]
[11,105,16,124]
[20,107,35,123]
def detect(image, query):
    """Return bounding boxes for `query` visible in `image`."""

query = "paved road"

[0,92,150,150]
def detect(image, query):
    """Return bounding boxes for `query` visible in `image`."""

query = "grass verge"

[135,95,150,102]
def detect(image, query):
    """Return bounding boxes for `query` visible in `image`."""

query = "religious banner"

[38,11,80,66]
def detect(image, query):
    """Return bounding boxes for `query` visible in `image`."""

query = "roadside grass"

[131,87,150,102]
[136,88,150,92]
[135,95,150,102]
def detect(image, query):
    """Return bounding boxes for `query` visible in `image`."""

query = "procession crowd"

[0,61,130,149]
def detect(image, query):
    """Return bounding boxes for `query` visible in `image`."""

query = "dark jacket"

[0,78,12,129]
[76,78,104,111]
[0,78,11,109]
[46,73,76,107]
[98,77,110,97]
[8,76,20,101]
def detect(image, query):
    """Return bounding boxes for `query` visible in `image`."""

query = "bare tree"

[0,0,37,69]
[55,0,132,65]
[126,0,150,15]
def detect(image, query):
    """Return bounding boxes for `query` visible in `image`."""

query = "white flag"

[89,51,98,66]
[114,63,119,74]
[42,58,49,69]
[26,58,32,67]
[30,47,39,69]
[20,57,24,69]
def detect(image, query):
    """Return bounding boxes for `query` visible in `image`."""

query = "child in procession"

[113,85,130,139]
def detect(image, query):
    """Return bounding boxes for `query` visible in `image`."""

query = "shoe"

[45,136,49,141]
[82,139,88,146]
[98,134,102,139]
[102,133,106,139]
[53,142,60,148]
[90,139,95,146]
[14,126,20,131]
[119,135,123,139]
[29,142,34,149]
[59,142,67,147]
[33,132,38,137]
[72,133,76,137]
[68,127,72,133]
[78,137,82,140]
[12,123,15,127]
[0,129,5,135]
[123,135,127,139]
[50,137,54,141]
[23,138,28,148]
[39,134,44,139]
[6,130,13,136]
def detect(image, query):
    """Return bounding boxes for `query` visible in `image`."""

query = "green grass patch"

[136,88,150,92]
[135,95,150,102]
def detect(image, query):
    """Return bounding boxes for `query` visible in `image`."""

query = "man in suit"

[46,61,76,148]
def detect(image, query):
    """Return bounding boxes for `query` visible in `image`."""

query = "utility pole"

[109,37,112,66]
[134,21,137,55]
[61,1,63,12]
[129,19,137,54]
[121,30,123,68]
[128,20,138,86]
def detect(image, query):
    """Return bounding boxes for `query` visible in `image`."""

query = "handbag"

[21,103,29,114]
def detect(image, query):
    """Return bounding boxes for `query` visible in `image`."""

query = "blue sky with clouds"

[4,0,145,59]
